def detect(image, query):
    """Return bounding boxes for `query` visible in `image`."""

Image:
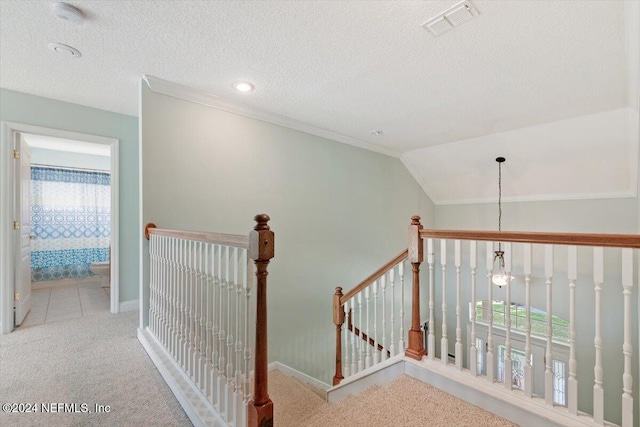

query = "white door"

[14,133,31,326]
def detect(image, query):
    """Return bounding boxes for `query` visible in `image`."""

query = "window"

[476,337,484,375]
[553,360,567,406]
[476,301,569,341]
[497,345,531,391]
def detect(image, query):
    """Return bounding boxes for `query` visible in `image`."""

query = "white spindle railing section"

[147,229,254,426]
[333,251,410,384]
[412,224,639,427]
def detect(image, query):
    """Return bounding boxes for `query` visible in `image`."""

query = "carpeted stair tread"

[269,369,330,426]
[285,375,518,427]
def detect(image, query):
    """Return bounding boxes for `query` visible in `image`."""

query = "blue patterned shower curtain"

[30,166,111,281]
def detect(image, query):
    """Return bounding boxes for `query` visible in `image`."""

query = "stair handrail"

[419,229,640,248]
[144,214,274,427]
[333,249,408,385]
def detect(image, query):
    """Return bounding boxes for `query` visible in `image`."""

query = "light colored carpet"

[0,311,192,427]
[269,369,519,427]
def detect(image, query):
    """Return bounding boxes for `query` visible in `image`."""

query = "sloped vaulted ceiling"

[0,0,638,204]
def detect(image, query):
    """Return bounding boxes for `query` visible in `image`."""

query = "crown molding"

[433,190,638,206]
[142,75,400,158]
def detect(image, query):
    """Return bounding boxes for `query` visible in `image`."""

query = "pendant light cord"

[498,159,502,252]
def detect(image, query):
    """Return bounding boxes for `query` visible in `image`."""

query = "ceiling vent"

[422,0,479,36]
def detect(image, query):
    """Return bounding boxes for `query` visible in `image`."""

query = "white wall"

[30,147,110,171]
[434,198,638,425]
[140,83,435,383]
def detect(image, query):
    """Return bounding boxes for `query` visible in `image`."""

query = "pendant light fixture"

[492,157,513,288]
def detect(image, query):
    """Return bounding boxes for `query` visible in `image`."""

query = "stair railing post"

[333,287,345,385]
[406,215,426,360]
[248,214,275,427]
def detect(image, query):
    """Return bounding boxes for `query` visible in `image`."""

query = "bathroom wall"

[30,147,111,171]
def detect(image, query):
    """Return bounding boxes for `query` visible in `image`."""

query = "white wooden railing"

[332,250,411,384]
[414,221,639,427]
[142,215,275,427]
[334,216,638,427]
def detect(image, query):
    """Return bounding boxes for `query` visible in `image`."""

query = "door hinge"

[13,221,20,230]
[14,292,19,301]
[13,149,20,159]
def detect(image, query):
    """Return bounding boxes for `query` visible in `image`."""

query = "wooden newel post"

[332,287,345,385]
[405,215,426,360]
[248,214,275,427]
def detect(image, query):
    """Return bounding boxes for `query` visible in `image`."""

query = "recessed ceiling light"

[370,130,383,136]
[52,2,84,25]
[47,42,82,58]
[232,81,254,92]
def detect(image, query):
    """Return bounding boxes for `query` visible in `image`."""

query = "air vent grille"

[422,0,479,36]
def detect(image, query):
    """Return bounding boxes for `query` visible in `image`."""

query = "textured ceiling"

[0,0,632,153]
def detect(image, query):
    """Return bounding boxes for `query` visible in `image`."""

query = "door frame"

[0,121,120,334]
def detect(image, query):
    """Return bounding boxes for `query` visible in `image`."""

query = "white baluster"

[243,247,252,404]
[177,239,184,370]
[469,241,478,376]
[211,244,219,407]
[504,242,513,390]
[217,245,226,412]
[381,273,388,362]
[358,292,365,372]
[568,245,578,414]
[622,248,633,427]
[486,241,495,382]
[399,261,406,352]
[172,238,183,357]
[233,247,243,425]
[441,239,448,365]
[524,243,533,398]
[343,302,351,377]
[455,240,462,371]
[428,239,435,360]
[204,243,212,400]
[544,244,554,406]
[350,298,357,375]
[593,246,604,424]
[196,241,203,384]
[390,268,396,357]
[149,236,155,335]
[373,280,379,365]
[365,285,372,369]
[225,247,236,420]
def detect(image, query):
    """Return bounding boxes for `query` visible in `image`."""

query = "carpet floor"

[0,311,191,427]
[269,369,519,427]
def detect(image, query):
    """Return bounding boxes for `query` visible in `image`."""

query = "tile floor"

[19,283,110,328]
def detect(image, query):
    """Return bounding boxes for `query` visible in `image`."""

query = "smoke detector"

[52,2,84,25]
[422,0,479,36]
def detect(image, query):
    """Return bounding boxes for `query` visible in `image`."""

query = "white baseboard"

[326,354,405,403]
[119,299,139,312]
[403,357,597,427]
[268,361,331,397]
[137,328,226,427]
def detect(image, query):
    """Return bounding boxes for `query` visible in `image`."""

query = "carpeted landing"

[269,369,518,427]
[0,311,191,427]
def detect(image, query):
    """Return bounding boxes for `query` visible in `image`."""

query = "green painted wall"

[140,83,435,383]
[0,88,139,302]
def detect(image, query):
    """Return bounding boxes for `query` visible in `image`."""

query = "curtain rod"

[31,163,110,173]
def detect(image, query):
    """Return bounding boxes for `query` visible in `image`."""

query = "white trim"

[268,361,331,395]
[143,74,400,159]
[137,328,225,427]
[433,190,638,206]
[400,154,438,203]
[0,122,120,334]
[119,299,139,312]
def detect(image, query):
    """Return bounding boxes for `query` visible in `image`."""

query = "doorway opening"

[0,122,119,334]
